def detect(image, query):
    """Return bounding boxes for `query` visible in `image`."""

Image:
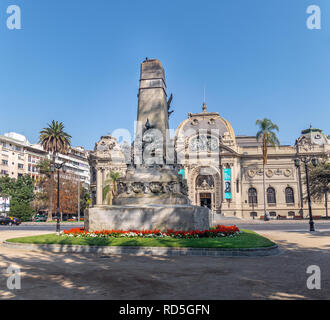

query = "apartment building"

[0,132,90,186]
[0,132,30,179]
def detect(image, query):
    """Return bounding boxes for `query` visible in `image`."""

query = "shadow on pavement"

[0,232,329,300]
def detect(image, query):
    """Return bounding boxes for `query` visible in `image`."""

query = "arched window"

[285,187,295,204]
[248,188,258,204]
[267,187,276,204]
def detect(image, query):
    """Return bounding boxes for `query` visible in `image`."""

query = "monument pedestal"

[85,205,210,232]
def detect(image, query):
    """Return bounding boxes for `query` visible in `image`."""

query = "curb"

[2,241,280,257]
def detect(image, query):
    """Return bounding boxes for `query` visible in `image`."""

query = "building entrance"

[200,193,212,209]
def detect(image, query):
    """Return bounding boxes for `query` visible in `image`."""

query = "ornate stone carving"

[132,182,144,194]
[115,180,188,196]
[191,119,199,126]
[275,169,282,175]
[118,182,126,194]
[247,169,256,178]
[266,169,273,178]
[284,169,292,177]
[149,182,163,193]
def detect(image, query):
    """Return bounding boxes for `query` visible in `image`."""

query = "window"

[250,212,257,218]
[269,212,277,217]
[2,160,8,166]
[189,136,219,152]
[18,163,24,169]
[267,187,276,204]
[288,211,295,217]
[248,188,258,204]
[285,187,295,204]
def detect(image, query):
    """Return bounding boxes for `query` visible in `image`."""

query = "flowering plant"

[60,225,240,239]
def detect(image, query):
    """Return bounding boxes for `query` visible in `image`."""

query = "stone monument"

[86,59,210,231]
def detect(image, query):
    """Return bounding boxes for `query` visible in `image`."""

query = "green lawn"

[6,230,275,249]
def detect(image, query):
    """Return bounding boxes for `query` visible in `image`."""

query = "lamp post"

[294,156,318,232]
[51,161,67,234]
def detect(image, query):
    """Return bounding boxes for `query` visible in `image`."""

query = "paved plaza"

[0,220,329,300]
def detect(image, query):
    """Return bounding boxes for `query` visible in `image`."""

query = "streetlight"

[294,156,318,232]
[51,161,67,234]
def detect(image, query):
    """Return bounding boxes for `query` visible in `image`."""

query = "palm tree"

[39,121,71,221]
[103,171,120,205]
[256,118,280,220]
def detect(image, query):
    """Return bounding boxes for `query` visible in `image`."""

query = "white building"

[0,132,90,186]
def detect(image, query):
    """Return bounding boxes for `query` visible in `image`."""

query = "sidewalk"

[0,229,329,300]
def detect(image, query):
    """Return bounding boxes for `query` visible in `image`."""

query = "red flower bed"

[63,225,240,239]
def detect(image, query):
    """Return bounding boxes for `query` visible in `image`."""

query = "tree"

[103,171,120,205]
[308,161,330,219]
[0,175,35,221]
[256,118,280,220]
[52,176,78,215]
[80,185,91,215]
[33,159,52,214]
[39,121,71,221]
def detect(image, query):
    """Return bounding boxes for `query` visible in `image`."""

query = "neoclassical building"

[174,103,329,218]
[89,101,329,219]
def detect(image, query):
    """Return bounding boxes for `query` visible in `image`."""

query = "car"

[33,215,47,222]
[0,216,11,225]
[0,216,21,226]
[9,217,22,225]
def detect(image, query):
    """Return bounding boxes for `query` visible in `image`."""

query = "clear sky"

[0,0,329,149]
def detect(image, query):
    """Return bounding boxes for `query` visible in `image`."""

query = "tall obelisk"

[137,59,169,142]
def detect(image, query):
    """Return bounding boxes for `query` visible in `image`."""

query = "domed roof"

[297,126,329,146]
[174,102,236,144]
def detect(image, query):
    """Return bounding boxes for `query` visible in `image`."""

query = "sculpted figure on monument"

[144,182,151,194]
[149,182,163,193]
[132,182,144,194]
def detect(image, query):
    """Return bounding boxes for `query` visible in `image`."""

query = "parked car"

[33,215,47,222]
[9,217,22,225]
[0,216,21,226]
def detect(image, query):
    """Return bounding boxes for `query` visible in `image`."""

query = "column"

[96,168,103,205]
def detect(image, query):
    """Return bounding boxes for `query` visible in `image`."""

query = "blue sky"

[0,0,329,149]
